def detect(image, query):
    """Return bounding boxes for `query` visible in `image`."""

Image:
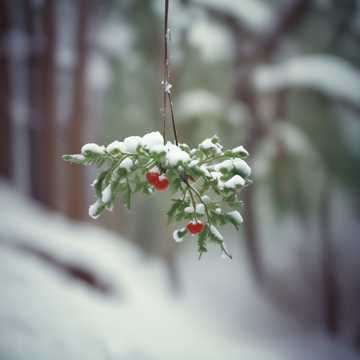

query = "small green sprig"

[63,132,252,259]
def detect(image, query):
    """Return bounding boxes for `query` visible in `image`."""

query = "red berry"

[186,221,204,235]
[154,175,169,192]
[146,171,160,185]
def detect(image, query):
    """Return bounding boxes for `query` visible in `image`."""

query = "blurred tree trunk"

[0,1,12,179]
[204,0,311,285]
[235,80,265,284]
[65,0,90,220]
[25,0,57,209]
[25,0,43,202]
[320,183,339,334]
[40,0,57,209]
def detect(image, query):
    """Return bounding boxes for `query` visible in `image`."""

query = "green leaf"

[198,224,209,258]
[124,180,132,210]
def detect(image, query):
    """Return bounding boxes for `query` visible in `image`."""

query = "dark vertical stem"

[242,91,265,284]
[162,0,179,145]
[167,92,179,145]
[65,0,89,220]
[161,0,169,143]
[320,183,339,335]
[0,0,12,179]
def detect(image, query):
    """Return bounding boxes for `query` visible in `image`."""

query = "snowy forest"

[1,0,360,359]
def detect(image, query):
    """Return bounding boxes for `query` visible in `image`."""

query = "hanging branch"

[62,0,253,260]
[162,0,179,146]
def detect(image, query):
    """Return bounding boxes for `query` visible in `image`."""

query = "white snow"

[221,242,232,261]
[232,145,249,157]
[189,159,200,167]
[149,166,160,174]
[195,203,205,215]
[118,157,134,171]
[232,158,252,177]
[96,20,134,59]
[213,159,233,171]
[201,195,211,203]
[88,54,112,91]
[184,206,194,214]
[253,55,360,104]
[209,225,223,241]
[193,0,274,32]
[199,165,212,178]
[177,89,222,120]
[165,143,191,166]
[185,204,205,215]
[224,175,246,189]
[162,81,172,94]
[212,158,251,177]
[0,183,359,360]
[188,18,233,62]
[173,228,186,243]
[70,154,85,162]
[81,143,106,155]
[101,185,112,204]
[150,144,166,154]
[88,199,103,219]
[209,170,223,183]
[106,140,127,153]
[199,138,223,154]
[123,136,142,153]
[141,131,164,149]
[227,210,243,224]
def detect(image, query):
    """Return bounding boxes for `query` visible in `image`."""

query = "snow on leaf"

[106,140,127,153]
[173,227,187,242]
[165,143,191,166]
[150,144,166,154]
[227,210,243,224]
[141,131,164,149]
[232,159,251,178]
[231,146,249,158]
[118,158,134,172]
[199,138,223,154]
[224,175,245,189]
[81,143,105,155]
[210,225,223,242]
[89,199,103,219]
[123,136,142,153]
[101,185,112,204]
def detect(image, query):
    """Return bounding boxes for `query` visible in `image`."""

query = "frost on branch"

[63,131,252,259]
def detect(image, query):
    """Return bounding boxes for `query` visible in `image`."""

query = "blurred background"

[1,0,360,359]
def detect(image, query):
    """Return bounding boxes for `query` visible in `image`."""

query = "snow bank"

[0,183,263,360]
[0,183,358,360]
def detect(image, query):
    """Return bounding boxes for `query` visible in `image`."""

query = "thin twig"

[167,92,179,145]
[162,0,179,146]
[162,0,169,144]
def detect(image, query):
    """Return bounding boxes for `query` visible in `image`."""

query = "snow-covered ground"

[0,182,359,360]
